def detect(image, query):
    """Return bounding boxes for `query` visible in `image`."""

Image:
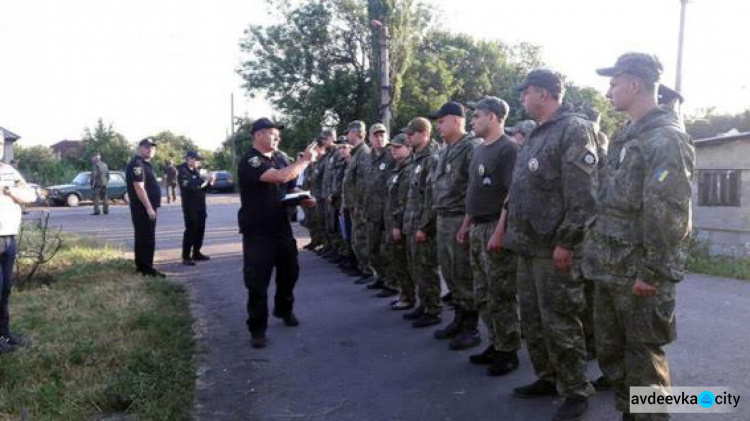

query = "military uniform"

[321,148,342,252]
[403,141,441,317]
[342,140,372,275]
[466,134,521,354]
[364,147,395,286]
[384,150,414,302]
[125,142,162,275]
[582,107,694,418]
[504,103,598,399]
[164,163,178,203]
[312,148,333,249]
[91,158,109,214]
[433,132,480,312]
[301,164,318,242]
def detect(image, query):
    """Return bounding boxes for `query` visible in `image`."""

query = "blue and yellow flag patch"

[655,169,670,183]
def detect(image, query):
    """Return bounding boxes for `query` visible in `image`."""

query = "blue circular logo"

[699,391,715,408]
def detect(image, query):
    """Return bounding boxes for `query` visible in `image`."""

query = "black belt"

[471,214,500,224]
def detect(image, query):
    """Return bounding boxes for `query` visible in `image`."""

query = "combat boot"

[469,345,498,365]
[403,306,424,321]
[487,351,519,376]
[449,310,481,350]
[412,312,442,328]
[434,307,463,340]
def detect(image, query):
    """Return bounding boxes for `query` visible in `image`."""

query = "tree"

[82,119,132,170]
[685,108,750,140]
[13,145,77,186]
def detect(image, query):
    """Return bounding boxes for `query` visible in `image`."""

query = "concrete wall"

[692,139,750,257]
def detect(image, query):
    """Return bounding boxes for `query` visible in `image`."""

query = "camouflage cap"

[369,122,387,136]
[335,135,349,144]
[506,120,537,136]
[401,117,431,134]
[467,96,510,120]
[388,133,409,147]
[596,52,663,83]
[515,69,564,97]
[347,120,366,134]
[320,128,337,140]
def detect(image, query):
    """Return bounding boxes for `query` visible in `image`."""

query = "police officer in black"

[126,137,164,277]
[177,151,214,266]
[238,118,318,349]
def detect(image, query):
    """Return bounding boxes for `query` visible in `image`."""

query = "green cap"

[388,133,409,146]
[596,52,663,83]
[369,122,387,136]
[347,120,366,134]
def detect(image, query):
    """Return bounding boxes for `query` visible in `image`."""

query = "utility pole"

[675,0,688,93]
[371,19,391,130]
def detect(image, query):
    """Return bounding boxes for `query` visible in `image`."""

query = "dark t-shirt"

[125,155,161,213]
[466,135,518,218]
[238,148,296,238]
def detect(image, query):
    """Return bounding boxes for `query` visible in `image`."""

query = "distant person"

[0,156,37,353]
[177,151,214,266]
[90,153,110,215]
[126,137,164,277]
[505,120,536,146]
[164,160,178,204]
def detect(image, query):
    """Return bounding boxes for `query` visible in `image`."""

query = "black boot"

[434,307,463,340]
[487,351,519,376]
[553,397,588,421]
[449,310,481,350]
[469,345,498,365]
[403,306,424,321]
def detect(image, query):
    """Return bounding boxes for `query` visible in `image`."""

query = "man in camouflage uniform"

[335,141,358,274]
[314,129,337,257]
[401,117,442,328]
[300,159,320,249]
[460,97,521,376]
[363,123,396,294]
[325,137,352,271]
[582,53,695,421]
[384,133,415,309]
[342,121,373,280]
[505,120,537,146]
[504,69,597,421]
[429,101,481,351]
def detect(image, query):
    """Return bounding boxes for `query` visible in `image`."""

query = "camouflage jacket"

[582,107,695,284]
[310,148,332,198]
[342,142,371,211]
[321,148,339,198]
[331,155,347,200]
[432,133,481,214]
[384,156,413,237]
[505,104,599,257]
[403,141,440,235]
[364,148,395,221]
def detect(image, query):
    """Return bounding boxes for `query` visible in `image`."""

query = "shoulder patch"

[582,151,596,166]
[248,156,261,168]
[655,169,670,183]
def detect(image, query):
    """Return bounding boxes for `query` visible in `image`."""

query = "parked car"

[207,170,235,193]
[47,171,129,207]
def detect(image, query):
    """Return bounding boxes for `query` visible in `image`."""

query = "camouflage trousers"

[367,221,391,286]
[329,198,348,255]
[405,234,441,314]
[350,210,371,275]
[595,280,676,419]
[572,255,597,359]
[469,221,521,353]
[317,199,331,247]
[436,214,474,311]
[517,255,593,399]
[387,236,414,301]
[304,206,323,245]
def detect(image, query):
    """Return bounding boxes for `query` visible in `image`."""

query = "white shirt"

[0,163,36,236]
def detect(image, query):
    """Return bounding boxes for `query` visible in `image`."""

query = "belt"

[471,214,500,224]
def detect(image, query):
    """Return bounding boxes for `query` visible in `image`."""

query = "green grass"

[687,238,750,280]
[0,231,195,420]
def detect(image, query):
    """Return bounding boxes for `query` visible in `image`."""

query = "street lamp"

[675,0,689,93]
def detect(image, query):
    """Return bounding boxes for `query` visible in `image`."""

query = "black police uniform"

[125,154,161,274]
[238,147,298,335]
[177,163,208,261]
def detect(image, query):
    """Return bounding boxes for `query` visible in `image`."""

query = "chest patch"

[249,157,261,168]
[445,163,452,173]
[619,147,627,164]
[379,163,386,171]
[528,158,539,172]
[478,164,485,177]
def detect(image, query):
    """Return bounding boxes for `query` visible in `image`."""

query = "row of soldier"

[298,53,693,421]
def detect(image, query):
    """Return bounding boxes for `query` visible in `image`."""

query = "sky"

[1,0,748,151]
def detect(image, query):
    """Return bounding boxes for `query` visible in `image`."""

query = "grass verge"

[0,233,195,420]
[687,237,750,280]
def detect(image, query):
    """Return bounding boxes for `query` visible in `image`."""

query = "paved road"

[26,196,750,420]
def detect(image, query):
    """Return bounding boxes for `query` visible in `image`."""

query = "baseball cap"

[185,150,202,160]
[250,117,284,135]
[138,137,157,147]
[596,52,663,83]
[347,120,366,134]
[658,84,684,105]
[515,69,565,97]
[427,101,465,119]
[467,96,510,120]
[369,123,387,136]
[401,117,431,134]
[505,120,537,136]
[388,133,409,147]
[335,135,348,145]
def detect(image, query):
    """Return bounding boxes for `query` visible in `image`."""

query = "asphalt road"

[25,196,750,420]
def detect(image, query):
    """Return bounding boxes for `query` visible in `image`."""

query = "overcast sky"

[1,0,748,150]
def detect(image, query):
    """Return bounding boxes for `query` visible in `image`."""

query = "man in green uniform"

[342,121,373,281]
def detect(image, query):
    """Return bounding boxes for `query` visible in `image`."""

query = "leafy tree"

[82,119,132,170]
[685,108,750,140]
[13,145,79,186]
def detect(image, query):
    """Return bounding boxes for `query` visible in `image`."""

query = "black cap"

[185,150,202,160]
[250,118,284,135]
[658,84,684,105]
[335,135,348,145]
[138,137,157,147]
[596,52,663,83]
[515,69,564,98]
[427,101,465,119]
[467,96,509,120]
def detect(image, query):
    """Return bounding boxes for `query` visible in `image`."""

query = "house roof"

[0,127,21,142]
[695,131,750,148]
